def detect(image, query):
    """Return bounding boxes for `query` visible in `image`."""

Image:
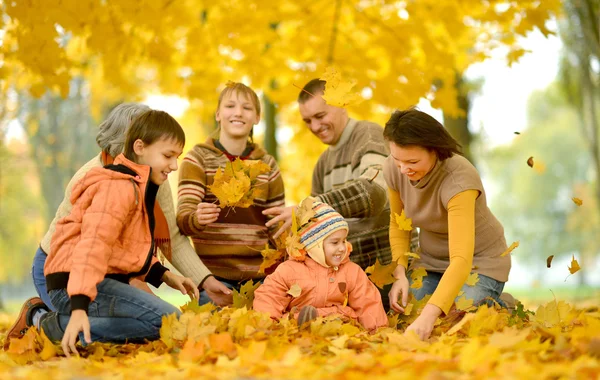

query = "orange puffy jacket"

[45,154,168,313]
[253,244,388,331]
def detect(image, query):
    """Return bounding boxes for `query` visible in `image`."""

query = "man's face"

[299,94,348,145]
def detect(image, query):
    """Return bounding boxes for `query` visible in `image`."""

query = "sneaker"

[3,297,48,350]
[297,305,318,327]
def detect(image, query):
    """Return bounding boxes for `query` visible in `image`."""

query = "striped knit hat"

[296,199,348,268]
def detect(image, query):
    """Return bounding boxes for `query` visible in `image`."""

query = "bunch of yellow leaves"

[285,197,317,262]
[208,158,271,209]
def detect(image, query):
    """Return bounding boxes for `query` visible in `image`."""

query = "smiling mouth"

[230,120,245,125]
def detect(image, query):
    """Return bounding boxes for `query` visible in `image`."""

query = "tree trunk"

[443,72,475,165]
[262,94,278,161]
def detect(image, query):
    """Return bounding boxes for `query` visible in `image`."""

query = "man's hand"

[62,309,91,357]
[262,205,297,238]
[162,271,200,301]
[201,276,233,307]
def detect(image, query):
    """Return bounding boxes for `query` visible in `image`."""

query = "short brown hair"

[298,78,326,104]
[123,110,185,161]
[217,82,261,116]
[383,108,462,161]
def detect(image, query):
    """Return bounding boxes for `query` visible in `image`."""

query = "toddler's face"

[323,229,348,267]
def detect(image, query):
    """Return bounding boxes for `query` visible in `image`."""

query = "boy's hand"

[62,309,91,357]
[195,202,220,225]
[162,272,199,300]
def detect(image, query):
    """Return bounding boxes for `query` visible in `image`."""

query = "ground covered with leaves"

[1,297,599,379]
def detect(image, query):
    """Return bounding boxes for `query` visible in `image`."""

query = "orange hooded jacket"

[253,243,388,331]
[45,154,168,313]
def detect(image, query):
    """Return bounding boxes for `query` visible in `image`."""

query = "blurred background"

[0,1,598,311]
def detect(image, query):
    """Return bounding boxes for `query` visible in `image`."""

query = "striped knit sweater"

[311,118,392,269]
[176,139,285,281]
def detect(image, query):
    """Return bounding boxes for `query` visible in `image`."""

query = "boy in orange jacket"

[40,110,199,357]
[253,198,387,331]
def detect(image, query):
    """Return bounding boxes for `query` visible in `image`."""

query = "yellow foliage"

[232,280,261,309]
[366,258,398,289]
[320,66,362,107]
[208,159,270,209]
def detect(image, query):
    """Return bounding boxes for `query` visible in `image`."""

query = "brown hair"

[217,82,261,116]
[123,110,185,161]
[383,108,462,161]
[298,78,326,104]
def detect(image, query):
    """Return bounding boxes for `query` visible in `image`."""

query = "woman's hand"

[405,304,442,341]
[262,205,297,238]
[195,202,220,225]
[389,266,409,313]
[162,272,200,301]
[201,276,233,307]
[62,309,91,357]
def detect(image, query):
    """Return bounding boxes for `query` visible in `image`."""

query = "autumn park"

[0,0,599,378]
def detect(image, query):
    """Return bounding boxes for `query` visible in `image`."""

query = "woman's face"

[389,142,437,181]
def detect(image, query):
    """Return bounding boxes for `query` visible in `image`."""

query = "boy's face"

[323,229,349,267]
[216,91,259,139]
[134,137,183,185]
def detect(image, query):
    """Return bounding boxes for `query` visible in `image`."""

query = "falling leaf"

[514,131,521,135]
[258,243,284,274]
[500,241,519,257]
[393,210,413,231]
[568,255,581,275]
[320,66,362,107]
[233,279,261,309]
[572,197,583,206]
[296,197,316,226]
[546,255,554,268]
[366,259,398,289]
[465,273,480,287]
[527,156,534,168]
[287,283,302,298]
[409,267,427,290]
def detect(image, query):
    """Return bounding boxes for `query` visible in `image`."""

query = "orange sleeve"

[388,187,410,270]
[428,189,478,314]
[253,265,293,319]
[348,265,388,330]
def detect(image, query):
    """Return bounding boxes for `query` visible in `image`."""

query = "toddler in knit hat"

[253,197,388,331]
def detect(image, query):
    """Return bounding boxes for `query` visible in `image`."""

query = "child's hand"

[162,272,200,300]
[62,309,91,357]
[195,202,220,225]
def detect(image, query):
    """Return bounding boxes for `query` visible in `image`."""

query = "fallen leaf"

[287,283,302,298]
[465,273,480,287]
[409,267,427,290]
[572,197,583,206]
[447,313,476,335]
[208,333,237,359]
[527,156,534,168]
[500,241,519,257]
[546,255,554,268]
[320,66,362,107]
[233,279,261,309]
[366,259,398,289]
[393,210,413,231]
[455,296,474,311]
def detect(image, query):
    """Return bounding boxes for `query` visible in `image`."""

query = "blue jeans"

[410,270,506,308]
[45,278,180,343]
[198,277,262,306]
[32,247,56,311]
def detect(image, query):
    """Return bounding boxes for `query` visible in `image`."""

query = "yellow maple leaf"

[258,243,284,274]
[465,273,480,287]
[455,295,474,311]
[320,66,362,107]
[535,300,572,327]
[366,259,398,289]
[296,197,316,227]
[287,283,302,297]
[233,279,261,309]
[500,241,519,257]
[208,158,270,209]
[568,255,581,275]
[409,267,427,290]
[572,197,583,206]
[393,210,413,231]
